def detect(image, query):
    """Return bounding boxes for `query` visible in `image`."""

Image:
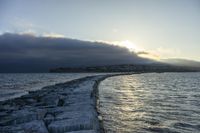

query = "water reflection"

[99,73,200,133]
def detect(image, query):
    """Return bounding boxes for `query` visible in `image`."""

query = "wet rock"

[0,104,18,111]
[44,113,55,125]
[0,75,115,133]
[0,125,24,133]
[45,104,94,116]
[48,117,93,133]
[36,108,47,119]
[57,98,65,106]
[11,109,38,125]
[98,116,103,121]
[55,111,95,121]
[21,120,48,133]
[1,108,47,125]
[0,116,13,126]
[0,111,8,117]
[66,130,96,133]
[41,95,60,106]
[0,120,48,133]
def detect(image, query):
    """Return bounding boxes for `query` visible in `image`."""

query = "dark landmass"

[0,33,153,73]
[1,33,199,73]
[50,63,200,73]
[161,58,200,68]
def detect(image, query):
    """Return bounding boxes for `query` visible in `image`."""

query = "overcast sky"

[0,0,200,61]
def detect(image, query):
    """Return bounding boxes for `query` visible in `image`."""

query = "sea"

[0,73,105,101]
[99,72,200,133]
[0,72,200,133]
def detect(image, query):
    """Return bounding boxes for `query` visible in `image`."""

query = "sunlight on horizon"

[138,53,160,61]
[117,40,139,52]
[112,40,160,60]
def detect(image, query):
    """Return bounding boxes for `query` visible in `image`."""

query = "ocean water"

[0,73,106,101]
[99,72,200,133]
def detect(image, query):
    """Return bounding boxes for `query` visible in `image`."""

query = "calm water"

[0,73,107,101]
[99,72,200,133]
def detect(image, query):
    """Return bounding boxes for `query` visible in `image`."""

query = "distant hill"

[161,58,200,68]
[50,59,200,73]
[50,63,200,73]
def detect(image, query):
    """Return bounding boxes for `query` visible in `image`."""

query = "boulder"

[56,111,95,121]
[65,130,96,133]
[21,120,49,133]
[48,117,93,133]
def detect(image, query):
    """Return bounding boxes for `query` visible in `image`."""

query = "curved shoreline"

[0,73,135,133]
[93,72,138,133]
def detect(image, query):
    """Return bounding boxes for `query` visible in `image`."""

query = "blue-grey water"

[99,72,200,133]
[0,73,107,101]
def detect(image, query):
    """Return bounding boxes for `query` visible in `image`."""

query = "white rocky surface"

[0,75,108,133]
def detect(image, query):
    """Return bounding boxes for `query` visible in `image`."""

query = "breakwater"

[0,75,103,133]
[0,73,133,133]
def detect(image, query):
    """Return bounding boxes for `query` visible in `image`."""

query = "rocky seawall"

[0,73,134,133]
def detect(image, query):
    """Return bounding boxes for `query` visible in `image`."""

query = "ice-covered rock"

[48,117,94,133]
[0,75,115,133]
[44,113,55,125]
[66,130,96,133]
[55,111,95,120]
[10,109,38,125]
[21,120,49,133]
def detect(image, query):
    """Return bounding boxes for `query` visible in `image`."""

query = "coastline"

[0,73,134,133]
[93,72,141,133]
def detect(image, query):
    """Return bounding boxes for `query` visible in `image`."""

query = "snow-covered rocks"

[0,75,107,133]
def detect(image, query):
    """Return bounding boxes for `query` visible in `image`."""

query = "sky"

[0,0,200,61]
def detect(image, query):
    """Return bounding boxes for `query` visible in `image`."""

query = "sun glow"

[119,40,138,51]
[138,53,160,60]
[96,39,160,60]
[115,40,160,60]
[112,40,141,52]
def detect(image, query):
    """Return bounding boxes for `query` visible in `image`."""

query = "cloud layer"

[0,33,152,72]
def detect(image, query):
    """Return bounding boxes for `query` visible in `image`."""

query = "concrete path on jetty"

[0,74,131,133]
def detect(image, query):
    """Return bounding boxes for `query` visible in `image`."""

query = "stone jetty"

[0,75,112,133]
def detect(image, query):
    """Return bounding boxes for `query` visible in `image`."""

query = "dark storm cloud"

[0,33,151,72]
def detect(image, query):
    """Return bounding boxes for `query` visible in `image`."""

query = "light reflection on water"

[99,72,200,133]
